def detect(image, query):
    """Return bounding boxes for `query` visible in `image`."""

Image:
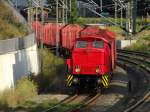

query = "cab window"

[93,40,104,48]
[76,41,87,48]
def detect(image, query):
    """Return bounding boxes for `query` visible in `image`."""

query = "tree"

[69,0,79,23]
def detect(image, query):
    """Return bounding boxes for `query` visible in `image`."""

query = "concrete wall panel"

[0,34,40,92]
[117,40,137,49]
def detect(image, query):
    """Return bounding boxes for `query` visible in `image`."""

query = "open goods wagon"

[32,21,81,52]
[32,21,42,42]
[60,24,82,55]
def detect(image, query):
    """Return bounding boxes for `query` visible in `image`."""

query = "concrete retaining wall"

[117,40,137,49]
[0,34,40,92]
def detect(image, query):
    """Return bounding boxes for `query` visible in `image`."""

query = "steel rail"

[117,49,150,58]
[66,93,101,112]
[41,94,78,112]
[41,93,101,112]
[117,50,150,112]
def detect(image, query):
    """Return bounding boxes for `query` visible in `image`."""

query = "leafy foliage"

[0,1,28,40]
[35,48,65,92]
[125,29,150,53]
[68,0,79,23]
[0,77,38,108]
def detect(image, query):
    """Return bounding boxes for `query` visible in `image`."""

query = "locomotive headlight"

[96,68,100,73]
[75,66,80,73]
[75,68,80,73]
[96,66,100,73]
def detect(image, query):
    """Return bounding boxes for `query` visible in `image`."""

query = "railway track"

[117,49,150,112]
[42,49,150,112]
[41,94,79,112]
[42,93,101,112]
[69,93,101,112]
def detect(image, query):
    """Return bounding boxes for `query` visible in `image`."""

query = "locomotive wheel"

[95,85,104,94]
[68,87,75,95]
[68,86,79,95]
[110,72,113,80]
[96,87,102,94]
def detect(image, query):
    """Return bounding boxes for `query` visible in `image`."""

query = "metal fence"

[0,33,36,54]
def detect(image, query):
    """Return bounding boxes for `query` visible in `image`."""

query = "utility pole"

[69,0,71,12]
[62,0,65,23]
[27,0,32,27]
[127,0,137,35]
[56,0,59,56]
[132,0,137,34]
[35,5,38,39]
[41,0,44,49]
[121,7,123,26]
[69,0,71,18]
[115,2,117,25]
[127,1,132,34]
[15,0,18,9]
[65,0,68,23]
[100,0,102,12]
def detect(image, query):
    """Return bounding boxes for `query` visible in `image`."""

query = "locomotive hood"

[72,48,105,75]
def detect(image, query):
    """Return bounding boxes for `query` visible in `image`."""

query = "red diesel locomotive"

[32,22,116,92]
[66,26,116,92]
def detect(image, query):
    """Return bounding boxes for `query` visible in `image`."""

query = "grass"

[13,100,81,112]
[0,48,66,111]
[0,90,81,112]
[124,29,150,53]
[76,17,126,39]
[108,26,125,40]
[76,17,150,53]
[0,77,38,110]
[34,48,65,92]
[76,17,127,25]
[0,1,28,40]
[76,17,150,40]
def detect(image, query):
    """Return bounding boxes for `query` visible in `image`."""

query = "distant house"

[10,0,49,20]
[24,7,51,21]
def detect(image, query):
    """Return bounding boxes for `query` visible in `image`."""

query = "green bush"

[36,48,65,92]
[76,17,127,25]
[0,1,28,40]
[0,77,38,108]
[125,34,150,53]
[15,77,38,101]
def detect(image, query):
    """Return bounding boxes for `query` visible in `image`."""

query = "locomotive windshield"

[93,40,104,48]
[76,41,87,48]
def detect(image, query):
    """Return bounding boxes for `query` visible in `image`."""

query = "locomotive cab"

[66,37,112,90]
[72,38,106,75]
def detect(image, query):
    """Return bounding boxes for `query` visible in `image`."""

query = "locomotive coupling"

[73,78,79,84]
[97,79,101,84]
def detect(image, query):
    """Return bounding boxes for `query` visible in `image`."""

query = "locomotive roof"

[76,36,108,43]
[79,26,116,44]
